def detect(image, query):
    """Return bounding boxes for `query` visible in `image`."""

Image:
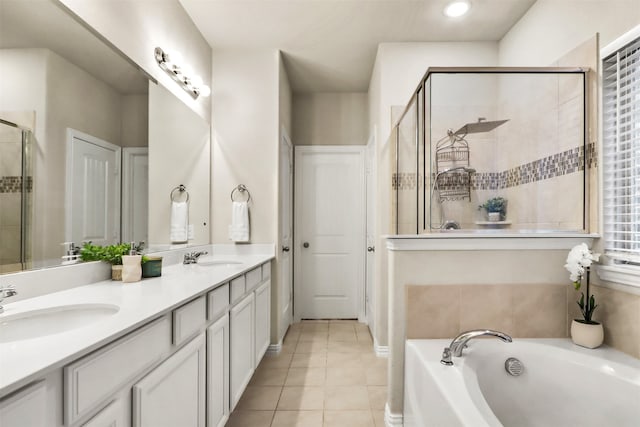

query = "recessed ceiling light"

[444,0,471,18]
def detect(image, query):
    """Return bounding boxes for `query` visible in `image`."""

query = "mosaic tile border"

[0,176,33,193]
[392,143,596,191]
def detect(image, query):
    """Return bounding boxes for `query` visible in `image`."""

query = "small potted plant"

[478,196,507,221]
[564,243,603,348]
[80,242,132,281]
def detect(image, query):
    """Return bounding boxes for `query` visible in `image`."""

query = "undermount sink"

[0,303,120,343]
[197,258,243,267]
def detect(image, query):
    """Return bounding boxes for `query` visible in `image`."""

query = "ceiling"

[179,0,537,93]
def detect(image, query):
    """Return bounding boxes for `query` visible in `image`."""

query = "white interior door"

[122,147,148,244]
[365,134,376,333]
[279,130,293,337]
[294,146,366,320]
[65,129,120,246]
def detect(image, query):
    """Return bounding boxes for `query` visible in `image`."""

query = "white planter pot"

[488,212,501,222]
[571,319,604,349]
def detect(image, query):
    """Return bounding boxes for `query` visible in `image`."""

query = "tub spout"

[440,329,512,366]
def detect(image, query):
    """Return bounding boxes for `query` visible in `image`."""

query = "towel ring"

[170,184,189,202]
[231,184,251,202]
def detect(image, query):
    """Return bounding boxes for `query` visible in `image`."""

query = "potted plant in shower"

[478,196,507,221]
[564,243,603,348]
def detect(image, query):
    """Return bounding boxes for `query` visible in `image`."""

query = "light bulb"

[181,64,194,79]
[199,85,211,97]
[191,75,203,88]
[444,0,471,18]
[166,50,183,66]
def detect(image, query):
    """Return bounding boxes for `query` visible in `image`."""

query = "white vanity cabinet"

[229,292,255,410]
[0,259,273,427]
[207,313,229,427]
[132,333,206,427]
[0,374,62,427]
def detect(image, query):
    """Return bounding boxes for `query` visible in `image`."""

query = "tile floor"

[227,320,387,427]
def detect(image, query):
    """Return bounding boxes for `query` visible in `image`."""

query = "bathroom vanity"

[0,251,273,427]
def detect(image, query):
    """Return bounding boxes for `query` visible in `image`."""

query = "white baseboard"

[385,403,403,427]
[374,337,389,358]
[266,342,282,356]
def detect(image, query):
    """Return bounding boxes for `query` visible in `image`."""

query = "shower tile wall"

[429,74,499,229]
[422,71,586,231]
[497,73,585,230]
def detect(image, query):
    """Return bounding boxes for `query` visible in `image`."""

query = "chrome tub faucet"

[0,284,17,314]
[441,329,512,366]
[183,251,208,265]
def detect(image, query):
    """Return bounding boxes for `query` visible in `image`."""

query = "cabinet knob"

[282,246,290,252]
[367,246,375,252]
[303,242,310,248]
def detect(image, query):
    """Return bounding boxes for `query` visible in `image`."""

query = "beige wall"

[210,49,279,245]
[498,0,640,66]
[148,83,210,247]
[292,93,368,146]
[59,0,212,121]
[367,42,499,349]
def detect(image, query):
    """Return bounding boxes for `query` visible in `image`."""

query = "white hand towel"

[228,201,250,242]
[170,201,189,243]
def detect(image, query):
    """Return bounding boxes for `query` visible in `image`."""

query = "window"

[602,32,640,268]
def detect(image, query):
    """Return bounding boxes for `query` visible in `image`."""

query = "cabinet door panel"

[83,399,125,427]
[207,314,229,427]
[132,334,206,427]
[229,293,255,410]
[254,280,271,366]
[0,381,48,427]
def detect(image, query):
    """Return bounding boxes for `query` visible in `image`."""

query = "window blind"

[602,35,640,264]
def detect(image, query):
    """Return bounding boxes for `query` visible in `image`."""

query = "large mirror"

[0,0,210,273]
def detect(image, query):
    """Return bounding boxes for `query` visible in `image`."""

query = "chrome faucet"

[0,284,18,314]
[440,329,512,366]
[183,251,208,265]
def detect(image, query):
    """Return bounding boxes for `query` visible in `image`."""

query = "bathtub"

[404,338,640,427]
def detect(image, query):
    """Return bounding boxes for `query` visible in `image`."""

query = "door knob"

[367,246,375,252]
[303,242,310,248]
[282,246,290,252]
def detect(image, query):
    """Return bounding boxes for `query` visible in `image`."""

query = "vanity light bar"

[154,47,211,99]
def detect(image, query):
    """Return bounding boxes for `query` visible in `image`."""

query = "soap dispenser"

[122,242,142,283]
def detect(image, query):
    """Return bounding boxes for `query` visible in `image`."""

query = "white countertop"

[0,252,273,396]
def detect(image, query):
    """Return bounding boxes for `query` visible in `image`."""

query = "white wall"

[499,0,640,65]
[59,0,212,121]
[292,93,368,146]
[367,42,499,348]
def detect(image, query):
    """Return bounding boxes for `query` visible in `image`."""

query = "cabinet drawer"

[262,262,271,281]
[64,316,171,425]
[245,267,262,292]
[173,295,207,346]
[230,276,246,304]
[208,283,229,321]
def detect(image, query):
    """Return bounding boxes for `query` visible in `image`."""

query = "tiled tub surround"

[384,234,598,425]
[0,244,275,396]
